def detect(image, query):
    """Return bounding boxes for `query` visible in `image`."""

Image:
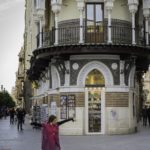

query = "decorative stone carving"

[125,64,129,70]
[51,65,60,89]
[72,63,79,70]
[128,66,136,87]
[77,61,114,87]
[111,63,118,70]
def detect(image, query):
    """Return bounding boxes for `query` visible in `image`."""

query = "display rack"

[60,95,76,119]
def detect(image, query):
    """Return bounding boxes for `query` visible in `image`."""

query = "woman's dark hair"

[48,115,57,123]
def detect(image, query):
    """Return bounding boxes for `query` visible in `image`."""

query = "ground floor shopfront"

[31,55,140,135]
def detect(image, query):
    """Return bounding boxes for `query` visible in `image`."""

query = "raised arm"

[57,118,74,126]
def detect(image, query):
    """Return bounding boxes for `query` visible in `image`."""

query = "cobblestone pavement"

[0,116,150,150]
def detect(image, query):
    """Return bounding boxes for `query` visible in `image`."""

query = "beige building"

[24,0,150,135]
[14,47,25,107]
[143,67,150,106]
[11,87,18,106]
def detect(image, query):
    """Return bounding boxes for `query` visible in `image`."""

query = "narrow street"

[0,116,150,150]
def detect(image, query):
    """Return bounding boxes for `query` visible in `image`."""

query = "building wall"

[58,0,131,24]
[32,54,138,135]
[143,69,150,106]
[59,0,79,21]
[29,0,143,135]
[112,0,130,22]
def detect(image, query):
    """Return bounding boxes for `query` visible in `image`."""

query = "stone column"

[35,0,40,9]
[76,0,85,44]
[128,0,139,45]
[104,0,115,44]
[64,61,70,86]
[54,13,59,45]
[39,17,43,47]
[51,0,62,45]
[120,60,125,86]
[143,7,150,46]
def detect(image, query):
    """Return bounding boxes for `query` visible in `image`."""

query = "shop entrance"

[85,69,105,134]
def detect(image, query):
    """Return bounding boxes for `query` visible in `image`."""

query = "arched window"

[85,69,105,87]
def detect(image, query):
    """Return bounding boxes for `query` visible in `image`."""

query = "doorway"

[85,69,105,134]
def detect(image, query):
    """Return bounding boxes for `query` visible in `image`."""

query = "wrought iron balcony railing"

[36,25,146,48]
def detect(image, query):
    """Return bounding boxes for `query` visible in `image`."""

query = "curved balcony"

[36,24,146,48]
[28,20,150,81]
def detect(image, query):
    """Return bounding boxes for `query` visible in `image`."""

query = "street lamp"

[143,0,150,46]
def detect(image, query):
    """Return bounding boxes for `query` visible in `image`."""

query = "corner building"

[27,0,150,135]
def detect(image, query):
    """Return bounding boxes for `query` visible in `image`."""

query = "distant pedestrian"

[31,115,74,150]
[3,107,8,119]
[16,108,24,131]
[147,106,150,126]
[142,106,148,126]
[9,108,15,125]
[22,108,26,124]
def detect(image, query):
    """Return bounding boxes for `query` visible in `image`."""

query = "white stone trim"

[101,87,106,134]
[64,61,70,86]
[31,94,45,100]
[59,86,85,93]
[128,66,136,88]
[84,88,88,134]
[47,89,60,95]
[105,86,129,92]
[86,0,104,2]
[77,61,114,86]
[70,55,120,60]
[51,65,60,89]
[47,86,85,93]
[120,60,125,86]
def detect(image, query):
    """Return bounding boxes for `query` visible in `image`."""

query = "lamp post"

[104,0,115,44]
[51,0,62,45]
[143,0,150,46]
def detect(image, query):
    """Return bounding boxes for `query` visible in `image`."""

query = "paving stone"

[0,117,150,150]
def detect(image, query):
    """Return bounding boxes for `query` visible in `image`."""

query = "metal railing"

[36,25,146,48]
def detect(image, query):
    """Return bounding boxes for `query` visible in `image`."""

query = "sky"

[0,0,25,93]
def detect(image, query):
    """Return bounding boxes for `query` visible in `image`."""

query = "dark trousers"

[17,120,23,131]
[148,117,150,126]
[143,117,147,126]
[10,117,14,124]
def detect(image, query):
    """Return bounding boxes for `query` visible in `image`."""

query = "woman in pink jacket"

[32,115,74,150]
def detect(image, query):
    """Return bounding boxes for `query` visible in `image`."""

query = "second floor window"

[86,3,104,43]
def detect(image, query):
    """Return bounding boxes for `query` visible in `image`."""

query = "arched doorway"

[85,69,105,134]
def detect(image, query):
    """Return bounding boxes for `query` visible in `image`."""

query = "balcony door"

[85,3,104,43]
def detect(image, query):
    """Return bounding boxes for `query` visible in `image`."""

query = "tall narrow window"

[86,3,104,43]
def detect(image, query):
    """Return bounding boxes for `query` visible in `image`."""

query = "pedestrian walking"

[22,108,26,124]
[31,115,74,150]
[3,107,8,119]
[16,108,24,131]
[142,106,148,126]
[147,106,150,126]
[9,108,15,125]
